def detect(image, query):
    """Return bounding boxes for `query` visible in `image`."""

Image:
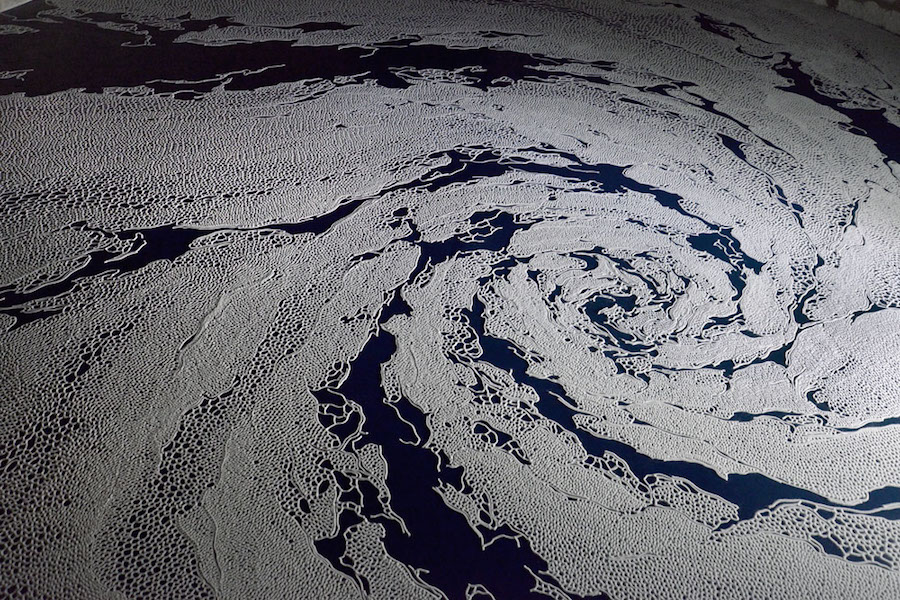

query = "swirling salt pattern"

[0,1,899,599]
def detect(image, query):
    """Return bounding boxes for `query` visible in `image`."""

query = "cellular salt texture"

[1,0,899,598]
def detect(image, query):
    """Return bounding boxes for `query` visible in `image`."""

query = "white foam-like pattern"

[714,499,900,570]
[1,0,899,598]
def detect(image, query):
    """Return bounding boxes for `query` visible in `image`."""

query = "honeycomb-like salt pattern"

[1,0,899,598]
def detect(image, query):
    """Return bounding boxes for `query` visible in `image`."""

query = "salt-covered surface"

[1,1,899,598]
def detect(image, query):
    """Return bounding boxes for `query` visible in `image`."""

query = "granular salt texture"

[1,0,898,598]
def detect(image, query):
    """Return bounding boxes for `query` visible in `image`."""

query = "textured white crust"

[0,1,898,599]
